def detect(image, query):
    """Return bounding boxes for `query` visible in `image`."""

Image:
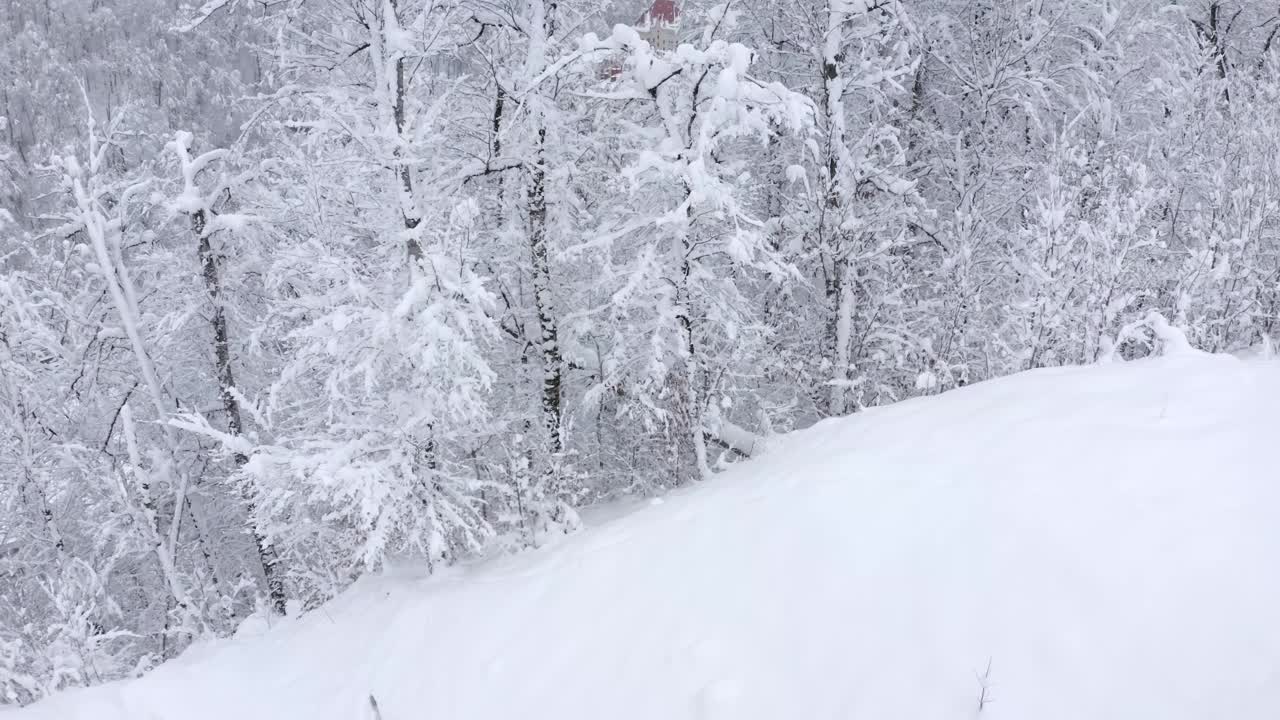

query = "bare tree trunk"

[528,130,563,457]
[525,0,565,478]
[393,54,423,263]
[830,259,854,415]
[821,0,853,416]
[192,208,287,616]
[376,0,423,263]
[11,398,65,552]
[377,0,440,478]
[675,212,709,482]
[1192,2,1233,103]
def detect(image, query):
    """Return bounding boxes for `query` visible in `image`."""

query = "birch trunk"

[524,0,565,461]
[821,0,854,416]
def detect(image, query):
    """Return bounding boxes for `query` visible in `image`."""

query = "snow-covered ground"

[11,350,1280,720]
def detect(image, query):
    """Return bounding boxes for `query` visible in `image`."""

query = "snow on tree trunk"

[167,132,288,616]
[524,0,565,462]
[64,125,206,635]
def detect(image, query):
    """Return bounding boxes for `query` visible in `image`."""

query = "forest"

[2,0,1278,704]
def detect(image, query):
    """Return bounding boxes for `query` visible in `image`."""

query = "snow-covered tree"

[579,10,812,482]
[5,0,1280,705]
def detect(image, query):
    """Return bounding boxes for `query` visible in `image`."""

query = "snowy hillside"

[10,351,1280,720]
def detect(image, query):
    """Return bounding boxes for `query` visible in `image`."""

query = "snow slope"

[11,351,1280,720]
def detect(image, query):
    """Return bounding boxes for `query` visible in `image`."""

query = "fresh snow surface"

[12,352,1280,720]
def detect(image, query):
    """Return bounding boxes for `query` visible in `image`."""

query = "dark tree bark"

[192,208,287,616]
[525,0,565,467]
[527,127,564,457]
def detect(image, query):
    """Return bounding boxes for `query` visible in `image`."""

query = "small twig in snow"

[975,657,994,712]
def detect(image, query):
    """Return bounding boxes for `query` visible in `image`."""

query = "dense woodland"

[2,0,1278,704]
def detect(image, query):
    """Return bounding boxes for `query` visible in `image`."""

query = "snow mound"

[12,353,1280,719]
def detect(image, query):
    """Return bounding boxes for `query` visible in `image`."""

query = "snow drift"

[11,351,1280,719]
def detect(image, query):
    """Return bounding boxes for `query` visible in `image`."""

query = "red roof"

[640,0,679,26]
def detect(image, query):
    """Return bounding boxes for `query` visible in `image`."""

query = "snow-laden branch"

[173,0,236,33]
[1100,312,1198,363]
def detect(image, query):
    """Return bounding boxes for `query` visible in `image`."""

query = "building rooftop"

[638,0,679,28]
